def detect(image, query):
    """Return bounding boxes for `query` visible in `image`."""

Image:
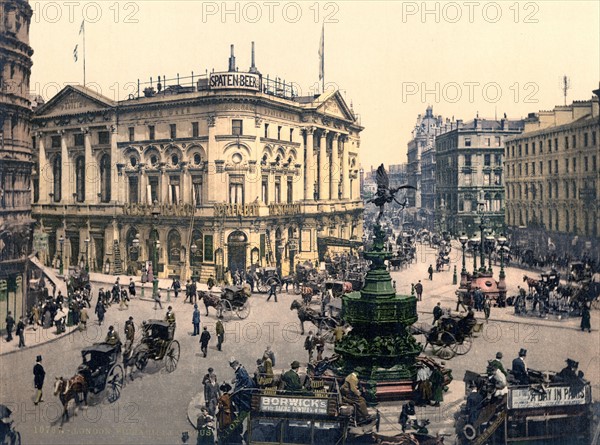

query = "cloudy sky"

[29,1,599,168]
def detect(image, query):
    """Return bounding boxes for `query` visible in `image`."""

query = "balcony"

[214,202,260,218]
[268,203,301,216]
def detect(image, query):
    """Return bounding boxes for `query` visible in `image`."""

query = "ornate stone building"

[435,116,524,236]
[31,46,363,280]
[1,0,34,328]
[505,94,599,258]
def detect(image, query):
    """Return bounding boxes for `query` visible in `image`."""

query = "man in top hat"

[557,359,579,383]
[229,358,254,412]
[489,352,507,376]
[124,317,135,343]
[281,361,303,392]
[33,355,45,405]
[511,348,529,384]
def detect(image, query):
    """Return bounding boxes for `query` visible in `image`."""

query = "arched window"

[100,154,111,202]
[53,155,62,202]
[75,156,85,202]
[167,230,181,264]
[190,230,203,265]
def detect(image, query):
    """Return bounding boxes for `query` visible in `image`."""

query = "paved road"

[1,242,598,444]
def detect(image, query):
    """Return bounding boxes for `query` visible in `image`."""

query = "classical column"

[206,114,217,203]
[319,129,329,201]
[160,166,168,204]
[139,165,148,204]
[84,129,97,203]
[341,136,350,200]
[330,133,340,200]
[37,133,48,204]
[304,127,315,200]
[110,126,120,204]
[182,163,192,204]
[60,131,71,203]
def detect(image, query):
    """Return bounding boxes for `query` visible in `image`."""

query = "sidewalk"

[0,322,78,357]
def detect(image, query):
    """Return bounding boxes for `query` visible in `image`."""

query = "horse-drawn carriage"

[255,267,282,293]
[129,320,180,373]
[290,299,341,343]
[411,312,480,360]
[568,262,592,283]
[199,286,251,319]
[78,343,124,403]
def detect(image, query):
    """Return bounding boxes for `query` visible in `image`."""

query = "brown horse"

[523,275,540,292]
[53,374,88,427]
[198,290,221,316]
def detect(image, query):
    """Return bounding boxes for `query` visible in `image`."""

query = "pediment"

[316,91,355,122]
[35,85,115,117]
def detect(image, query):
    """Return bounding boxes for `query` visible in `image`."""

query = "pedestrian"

[415,362,432,406]
[202,367,218,409]
[428,264,434,280]
[200,326,211,357]
[433,302,443,324]
[216,319,224,351]
[207,275,215,290]
[119,286,129,310]
[581,303,591,333]
[32,304,40,330]
[204,375,220,417]
[414,280,423,301]
[33,355,45,405]
[128,278,136,298]
[190,279,197,305]
[315,333,325,361]
[79,306,88,331]
[16,316,25,348]
[192,304,201,336]
[430,365,445,406]
[105,325,121,346]
[95,299,105,325]
[5,311,14,342]
[304,331,315,362]
[171,277,181,299]
[483,297,491,323]
[398,401,416,432]
[124,316,135,343]
[263,345,276,367]
[165,306,176,326]
[266,281,278,302]
[153,290,163,309]
[321,288,332,316]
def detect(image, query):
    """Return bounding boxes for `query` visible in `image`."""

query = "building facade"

[0,0,34,329]
[435,117,524,236]
[505,94,599,258]
[31,47,363,281]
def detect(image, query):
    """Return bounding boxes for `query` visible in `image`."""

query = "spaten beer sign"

[259,396,328,415]
[209,72,261,91]
[508,384,590,409]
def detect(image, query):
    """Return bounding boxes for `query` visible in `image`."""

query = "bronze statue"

[368,164,416,223]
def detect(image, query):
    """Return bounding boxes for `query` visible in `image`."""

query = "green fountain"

[335,165,422,403]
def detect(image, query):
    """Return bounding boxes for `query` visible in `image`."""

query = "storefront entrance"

[227,231,247,275]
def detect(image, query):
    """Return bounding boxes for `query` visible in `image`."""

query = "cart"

[256,267,282,293]
[411,314,480,360]
[218,285,251,320]
[78,343,124,403]
[131,320,180,373]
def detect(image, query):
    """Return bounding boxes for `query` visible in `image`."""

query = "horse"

[53,374,88,427]
[198,290,221,316]
[290,299,321,335]
[523,275,540,293]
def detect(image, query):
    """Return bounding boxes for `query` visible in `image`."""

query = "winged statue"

[367,164,416,223]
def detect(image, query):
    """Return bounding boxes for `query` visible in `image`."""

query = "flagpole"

[82,21,86,87]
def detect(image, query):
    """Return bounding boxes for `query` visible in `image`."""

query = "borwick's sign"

[259,396,328,415]
[209,72,261,91]
[508,385,590,409]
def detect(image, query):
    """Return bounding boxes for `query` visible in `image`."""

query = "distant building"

[31,44,363,280]
[0,0,34,330]
[504,93,599,259]
[435,116,524,236]
[388,163,408,188]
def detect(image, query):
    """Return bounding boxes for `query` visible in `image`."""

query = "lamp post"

[477,199,487,273]
[485,235,495,274]
[470,237,480,275]
[151,206,160,298]
[497,236,507,280]
[84,237,90,272]
[459,234,468,286]
[131,233,140,274]
[190,243,198,282]
[58,235,64,276]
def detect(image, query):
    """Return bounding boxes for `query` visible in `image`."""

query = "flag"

[318,24,324,81]
[79,20,85,35]
[73,44,78,62]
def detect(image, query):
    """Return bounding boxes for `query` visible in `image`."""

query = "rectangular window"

[261,176,269,203]
[566,183,569,199]
[128,127,135,142]
[170,124,177,139]
[548,183,552,199]
[554,138,558,151]
[232,119,243,136]
[260,234,266,259]
[565,136,569,149]
[74,133,84,146]
[98,131,109,145]
[169,176,180,204]
[128,176,138,203]
[495,154,501,165]
[554,159,558,174]
[486,138,491,147]
[584,156,589,172]
[511,146,515,157]
[518,145,522,156]
[277,126,282,140]
[149,177,159,204]
[573,157,577,171]
[484,173,491,186]
[274,177,281,203]
[289,128,294,142]
[547,139,551,151]
[287,177,293,203]
[525,164,528,175]
[532,142,536,154]
[204,235,213,262]
[518,164,522,176]
[264,123,269,138]
[540,161,543,174]
[593,155,597,172]
[532,162,535,175]
[572,134,576,148]
[494,172,501,185]
[548,160,552,174]
[51,135,61,148]
[464,137,471,147]
[525,143,528,155]
[592,131,597,146]
[464,154,471,167]
[565,159,569,173]
[229,176,244,204]
[484,154,491,166]
[192,176,202,207]
[584,133,588,147]
[495,137,501,146]
[464,174,472,186]
[192,122,199,138]
[148,125,155,140]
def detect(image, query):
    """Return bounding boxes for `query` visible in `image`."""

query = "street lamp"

[84,237,90,272]
[497,235,507,279]
[190,243,198,282]
[470,237,480,275]
[151,207,161,298]
[477,199,487,273]
[485,235,495,274]
[459,234,469,279]
[58,235,64,275]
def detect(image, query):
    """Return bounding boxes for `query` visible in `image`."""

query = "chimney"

[249,41,259,74]
[228,44,236,72]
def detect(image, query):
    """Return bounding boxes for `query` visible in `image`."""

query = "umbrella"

[0,404,13,419]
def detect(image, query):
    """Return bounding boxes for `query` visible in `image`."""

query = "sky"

[28,1,600,168]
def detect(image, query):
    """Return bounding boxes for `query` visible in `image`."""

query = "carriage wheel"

[267,277,282,293]
[453,334,473,356]
[318,318,338,332]
[164,340,180,373]
[218,299,233,321]
[134,345,150,371]
[463,424,477,440]
[236,300,250,319]
[321,328,335,344]
[257,281,268,293]
[106,365,124,403]
[432,332,456,360]
[293,282,302,295]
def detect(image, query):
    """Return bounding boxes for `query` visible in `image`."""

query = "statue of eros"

[367,164,416,224]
